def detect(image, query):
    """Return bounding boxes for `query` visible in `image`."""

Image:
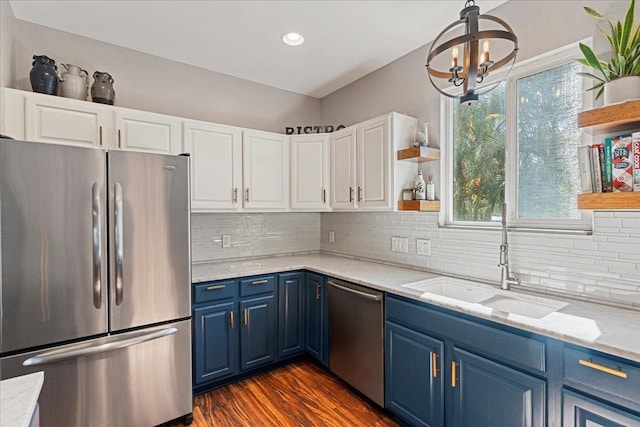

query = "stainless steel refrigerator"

[0,139,193,426]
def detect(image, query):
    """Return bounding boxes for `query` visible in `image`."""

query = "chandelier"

[426,0,518,106]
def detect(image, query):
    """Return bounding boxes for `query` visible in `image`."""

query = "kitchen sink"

[403,277,496,304]
[482,295,568,319]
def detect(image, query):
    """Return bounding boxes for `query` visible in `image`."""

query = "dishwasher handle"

[328,280,382,301]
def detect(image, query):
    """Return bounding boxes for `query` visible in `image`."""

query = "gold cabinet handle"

[233,188,238,203]
[316,283,321,300]
[243,308,248,325]
[349,187,354,202]
[229,311,234,328]
[99,126,103,146]
[579,359,628,379]
[245,188,249,202]
[451,361,457,387]
[358,186,363,202]
[251,279,269,285]
[206,284,225,291]
[117,129,122,148]
[432,352,439,378]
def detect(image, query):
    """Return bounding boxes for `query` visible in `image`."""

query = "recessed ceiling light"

[282,32,304,46]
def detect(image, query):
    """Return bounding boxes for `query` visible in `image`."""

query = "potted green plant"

[577,0,640,105]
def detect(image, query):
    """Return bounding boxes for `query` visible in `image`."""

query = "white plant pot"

[603,76,640,105]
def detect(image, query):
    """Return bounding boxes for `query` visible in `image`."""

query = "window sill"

[439,223,593,236]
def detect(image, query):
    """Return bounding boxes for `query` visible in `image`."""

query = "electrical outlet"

[391,237,409,253]
[329,230,335,243]
[417,239,431,256]
[222,234,231,248]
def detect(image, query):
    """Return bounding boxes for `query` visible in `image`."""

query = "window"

[442,43,592,230]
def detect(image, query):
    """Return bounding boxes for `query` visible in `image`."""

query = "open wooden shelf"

[577,100,640,133]
[577,192,640,210]
[397,147,440,162]
[398,200,440,212]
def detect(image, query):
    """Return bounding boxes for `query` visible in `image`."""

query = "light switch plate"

[417,239,431,256]
[222,234,231,248]
[392,237,409,253]
[329,230,335,243]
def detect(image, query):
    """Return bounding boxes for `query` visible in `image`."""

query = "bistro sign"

[285,125,346,135]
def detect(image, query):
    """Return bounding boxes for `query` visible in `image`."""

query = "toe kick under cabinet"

[385,294,640,427]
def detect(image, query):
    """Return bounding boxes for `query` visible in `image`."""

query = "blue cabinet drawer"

[194,280,236,304]
[386,294,546,374]
[240,275,276,297]
[563,347,640,406]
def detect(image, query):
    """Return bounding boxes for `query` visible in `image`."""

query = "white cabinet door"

[330,127,357,210]
[115,109,180,154]
[183,121,242,212]
[24,94,111,148]
[1,88,25,140]
[357,116,391,209]
[291,134,330,210]
[243,130,289,210]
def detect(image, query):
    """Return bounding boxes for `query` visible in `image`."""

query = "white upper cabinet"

[330,127,357,210]
[115,109,181,154]
[291,134,330,211]
[24,92,111,148]
[243,129,289,210]
[357,115,391,209]
[330,112,416,211]
[183,120,242,212]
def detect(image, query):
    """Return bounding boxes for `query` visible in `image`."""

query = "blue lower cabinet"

[278,272,305,359]
[562,389,640,427]
[385,322,444,427]
[240,295,277,371]
[304,272,328,366]
[452,347,546,427]
[193,301,238,385]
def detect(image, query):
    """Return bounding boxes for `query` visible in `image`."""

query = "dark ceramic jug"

[91,71,115,105]
[30,55,59,95]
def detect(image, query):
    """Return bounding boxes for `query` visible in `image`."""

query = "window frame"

[441,41,593,231]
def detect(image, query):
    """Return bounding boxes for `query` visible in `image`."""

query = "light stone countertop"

[192,253,640,364]
[0,371,44,427]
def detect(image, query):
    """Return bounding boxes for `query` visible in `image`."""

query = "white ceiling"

[9,0,508,99]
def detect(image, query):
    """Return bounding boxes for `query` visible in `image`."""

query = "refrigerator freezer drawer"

[1,319,192,427]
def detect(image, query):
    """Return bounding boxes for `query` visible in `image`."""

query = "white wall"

[10,20,322,132]
[319,1,640,308]
[0,0,17,89]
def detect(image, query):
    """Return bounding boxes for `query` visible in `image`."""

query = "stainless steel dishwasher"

[328,278,384,406]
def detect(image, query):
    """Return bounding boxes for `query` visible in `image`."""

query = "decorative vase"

[91,71,115,105]
[414,169,426,200]
[603,76,640,105]
[59,64,89,100]
[29,55,59,95]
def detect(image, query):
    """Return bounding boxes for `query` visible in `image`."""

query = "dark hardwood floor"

[169,358,400,426]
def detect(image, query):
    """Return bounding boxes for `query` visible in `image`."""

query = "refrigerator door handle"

[22,327,178,367]
[92,182,102,309]
[114,182,124,306]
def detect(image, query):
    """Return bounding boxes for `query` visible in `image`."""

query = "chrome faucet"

[499,203,519,290]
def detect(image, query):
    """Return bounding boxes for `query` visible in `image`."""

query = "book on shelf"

[633,131,640,192]
[577,135,639,194]
[577,146,592,193]
[611,134,633,192]
[603,138,613,192]
[590,144,603,193]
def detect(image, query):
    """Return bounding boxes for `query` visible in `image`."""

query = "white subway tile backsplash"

[321,210,640,308]
[192,213,320,262]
